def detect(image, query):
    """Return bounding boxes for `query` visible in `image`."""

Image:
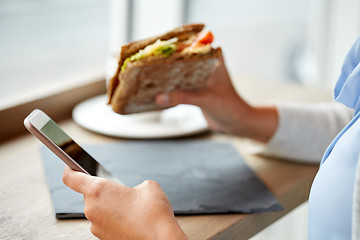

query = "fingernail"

[157,94,170,106]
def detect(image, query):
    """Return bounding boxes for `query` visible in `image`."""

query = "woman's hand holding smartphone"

[24,109,186,240]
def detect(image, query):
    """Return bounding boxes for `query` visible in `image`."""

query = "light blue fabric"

[308,36,360,239]
[334,36,360,115]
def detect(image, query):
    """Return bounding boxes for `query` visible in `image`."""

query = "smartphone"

[24,109,120,183]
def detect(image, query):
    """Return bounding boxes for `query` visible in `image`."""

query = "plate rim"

[72,94,208,139]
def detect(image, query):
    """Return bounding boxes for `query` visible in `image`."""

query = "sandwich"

[107,23,222,114]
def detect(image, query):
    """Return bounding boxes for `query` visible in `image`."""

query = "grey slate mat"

[40,140,283,219]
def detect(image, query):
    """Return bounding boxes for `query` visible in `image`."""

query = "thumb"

[63,165,95,195]
[155,90,208,108]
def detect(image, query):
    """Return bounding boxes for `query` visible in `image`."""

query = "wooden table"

[0,78,332,239]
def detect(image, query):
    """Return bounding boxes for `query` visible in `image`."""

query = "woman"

[63,36,360,239]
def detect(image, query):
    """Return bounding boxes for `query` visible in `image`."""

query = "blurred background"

[1,0,359,109]
[1,0,360,239]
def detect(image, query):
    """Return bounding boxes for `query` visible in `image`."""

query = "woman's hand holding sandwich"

[156,57,279,143]
[62,166,187,240]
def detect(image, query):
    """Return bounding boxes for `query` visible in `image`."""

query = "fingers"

[62,165,94,194]
[156,90,209,108]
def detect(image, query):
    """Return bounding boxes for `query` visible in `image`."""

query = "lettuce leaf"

[121,38,177,72]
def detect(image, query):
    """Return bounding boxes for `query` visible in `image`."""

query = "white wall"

[305,0,360,89]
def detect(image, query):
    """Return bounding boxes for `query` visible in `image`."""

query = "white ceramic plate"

[72,95,208,139]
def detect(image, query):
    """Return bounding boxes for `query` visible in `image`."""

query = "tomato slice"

[194,30,214,45]
[179,30,214,52]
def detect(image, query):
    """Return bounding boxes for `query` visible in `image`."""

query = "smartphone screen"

[25,109,120,183]
[40,118,102,176]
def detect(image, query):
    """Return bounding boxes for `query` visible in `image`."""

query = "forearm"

[258,102,353,163]
[217,93,278,143]
[228,100,353,164]
[241,105,279,143]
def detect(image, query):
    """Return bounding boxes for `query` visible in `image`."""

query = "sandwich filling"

[121,30,214,72]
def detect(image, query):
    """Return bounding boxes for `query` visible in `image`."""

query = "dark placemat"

[40,140,282,219]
